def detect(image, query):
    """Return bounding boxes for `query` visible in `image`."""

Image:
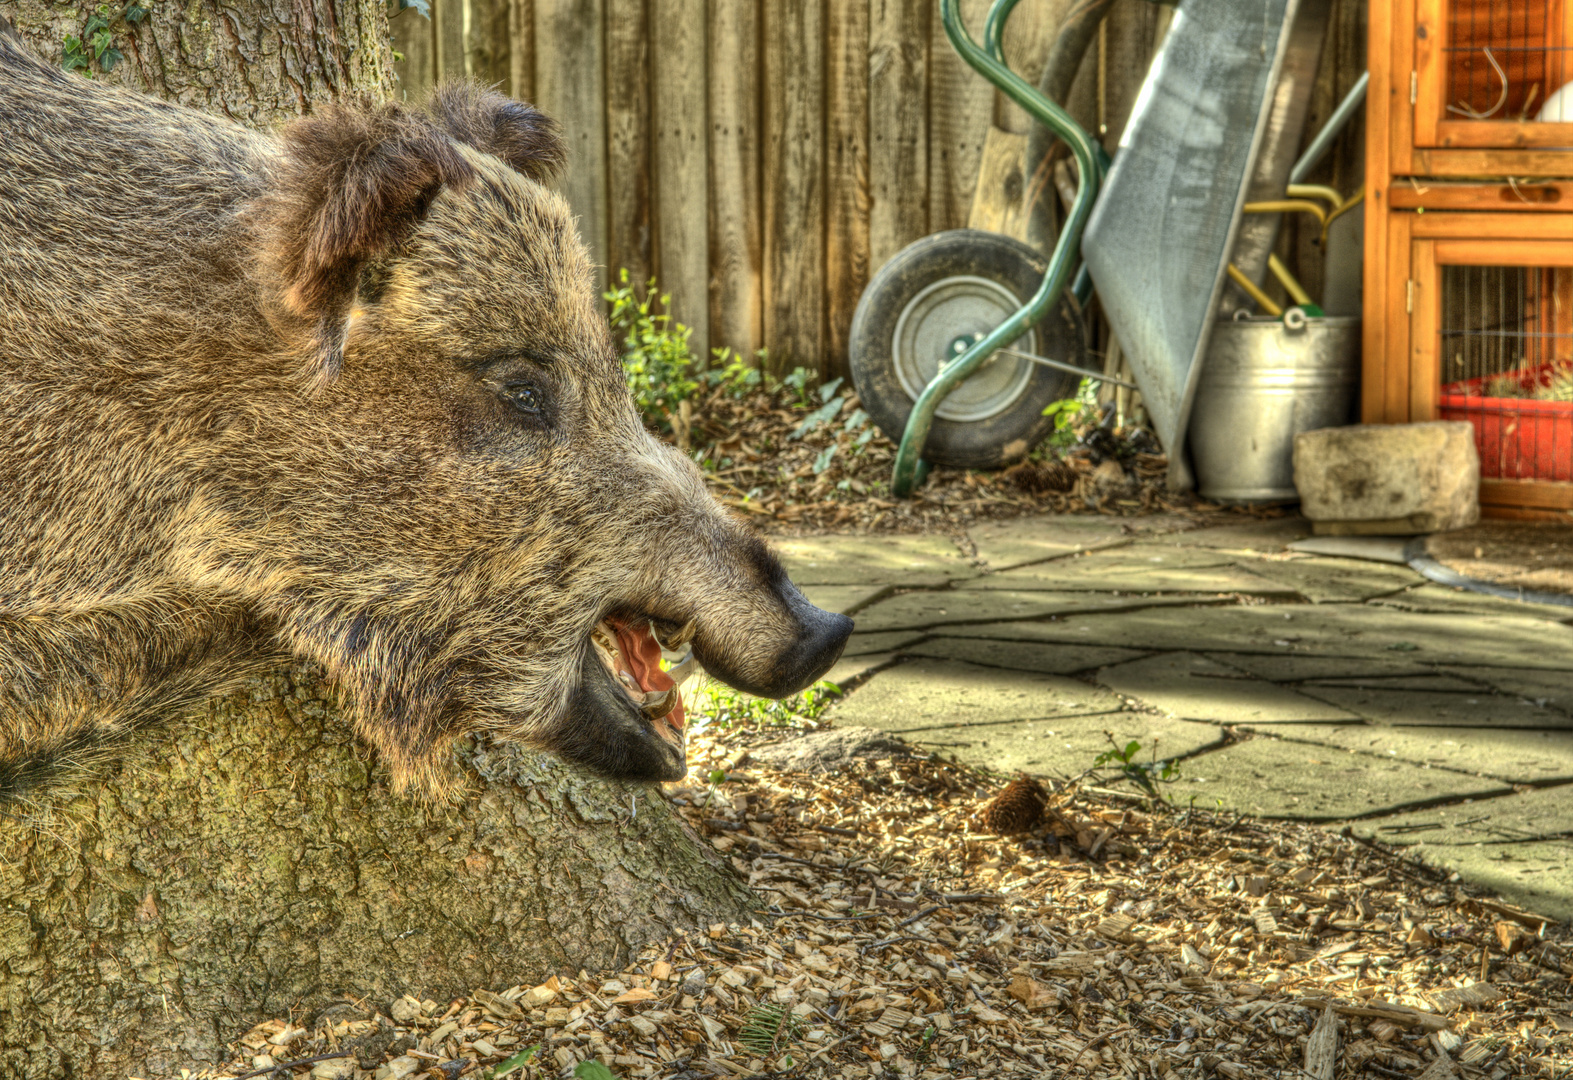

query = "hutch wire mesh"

[1446,0,1573,121]
[1437,265,1573,481]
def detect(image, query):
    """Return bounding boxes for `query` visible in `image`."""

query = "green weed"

[1092,734,1180,797]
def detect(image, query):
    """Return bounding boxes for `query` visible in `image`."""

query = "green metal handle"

[891,0,1101,498]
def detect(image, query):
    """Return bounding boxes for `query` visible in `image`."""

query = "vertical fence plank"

[927,0,993,231]
[994,0,1062,133]
[467,0,513,87]
[605,0,655,290]
[707,0,763,360]
[1102,0,1158,149]
[763,0,826,376]
[868,0,929,271]
[432,0,467,79]
[391,7,437,100]
[536,0,610,291]
[824,0,870,379]
[509,0,535,100]
[652,0,711,360]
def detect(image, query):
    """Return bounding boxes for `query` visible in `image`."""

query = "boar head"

[221,85,852,797]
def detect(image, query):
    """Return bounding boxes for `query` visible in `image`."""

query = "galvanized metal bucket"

[1189,314,1360,503]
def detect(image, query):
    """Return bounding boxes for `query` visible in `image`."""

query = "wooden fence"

[392,0,1366,379]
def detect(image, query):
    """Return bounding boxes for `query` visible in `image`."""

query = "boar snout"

[703,580,852,699]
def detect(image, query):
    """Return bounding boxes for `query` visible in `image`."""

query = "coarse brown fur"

[0,29,850,801]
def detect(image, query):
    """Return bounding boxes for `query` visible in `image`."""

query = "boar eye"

[503,383,544,415]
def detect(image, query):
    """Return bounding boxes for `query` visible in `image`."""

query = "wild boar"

[0,27,851,801]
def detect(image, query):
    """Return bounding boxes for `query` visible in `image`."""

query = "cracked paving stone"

[916,714,1225,780]
[1202,653,1442,682]
[1368,583,1569,618]
[959,544,1298,596]
[1229,555,1424,603]
[964,514,1192,571]
[824,658,1122,734]
[822,652,898,690]
[800,584,892,616]
[1348,785,1573,920]
[1292,685,1572,728]
[852,591,1222,634]
[1443,666,1573,713]
[1148,517,1311,553]
[902,637,1146,676]
[941,604,1573,669]
[1266,724,1573,786]
[841,630,929,657]
[775,534,977,587]
[1095,652,1358,724]
[1168,737,1510,821]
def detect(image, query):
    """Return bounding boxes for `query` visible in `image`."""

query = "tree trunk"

[0,10,755,1079]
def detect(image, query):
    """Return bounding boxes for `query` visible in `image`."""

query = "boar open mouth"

[557,616,695,783]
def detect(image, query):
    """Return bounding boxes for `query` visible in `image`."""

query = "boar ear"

[258,103,475,385]
[423,82,565,181]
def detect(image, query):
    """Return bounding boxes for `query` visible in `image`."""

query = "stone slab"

[1096,652,1359,724]
[1170,737,1509,820]
[853,591,1226,634]
[1299,674,1485,692]
[961,545,1296,596]
[943,605,1573,670]
[821,652,898,691]
[904,637,1147,675]
[801,584,893,615]
[1368,584,1564,619]
[1150,517,1312,553]
[774,534,976,587]
[1294,421,1479,534]
[964,514,1196,571]
[1203,653,1438,683]
[1294,685,1572,729]
[841,630,928,657]
[1278,724,1573,785]
[1443,666,1573,714]
[825,658,1123,734]
[749,727,914,773]
[1230,556,1424,603]
[1348,785,1573,920]
[916,714,1225,780]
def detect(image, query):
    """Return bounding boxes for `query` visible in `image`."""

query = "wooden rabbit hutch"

[1368,0,1573,519]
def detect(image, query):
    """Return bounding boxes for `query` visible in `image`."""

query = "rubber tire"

[848,229,1090,470]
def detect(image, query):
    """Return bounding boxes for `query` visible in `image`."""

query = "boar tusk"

[640,687,679,721]
[664,646,698,687]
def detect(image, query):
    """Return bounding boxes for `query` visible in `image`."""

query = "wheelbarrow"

[848,0,1120,497]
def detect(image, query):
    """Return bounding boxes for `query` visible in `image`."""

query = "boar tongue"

[612,621,685,731]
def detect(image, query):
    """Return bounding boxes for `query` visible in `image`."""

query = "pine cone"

[979,775,1048,834]
[1003,459,1077,495]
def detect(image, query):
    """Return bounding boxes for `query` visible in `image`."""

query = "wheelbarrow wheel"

[848,229,1089,471]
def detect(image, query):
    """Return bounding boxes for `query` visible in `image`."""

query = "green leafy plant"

[606,269,700,434]
[572,1060,618,1080]
[486,1043,539,1078]
[737,1002,802,1061]
[707,346,766,397]
[63,3,144,75]
[689,679,841,733]
[1092,734,1180,797]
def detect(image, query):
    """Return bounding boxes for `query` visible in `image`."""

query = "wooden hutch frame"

[1367,1,1573,518]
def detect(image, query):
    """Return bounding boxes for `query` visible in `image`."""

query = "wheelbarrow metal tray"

[1081,0,1304,486]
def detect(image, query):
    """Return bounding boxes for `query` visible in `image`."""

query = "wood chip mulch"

[205,714,1571,1080]
[677,383,1223,537]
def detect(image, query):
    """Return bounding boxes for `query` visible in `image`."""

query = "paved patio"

[778,513,1573,921]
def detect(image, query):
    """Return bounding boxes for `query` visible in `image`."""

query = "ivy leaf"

[817,376,844,403]
[124,4,151,23]
[99,46,123,70]
[790,396,843,440]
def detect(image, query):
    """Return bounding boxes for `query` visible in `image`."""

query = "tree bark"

[0,9,755,1079]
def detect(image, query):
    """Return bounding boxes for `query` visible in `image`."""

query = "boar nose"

[769,580,854,697]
